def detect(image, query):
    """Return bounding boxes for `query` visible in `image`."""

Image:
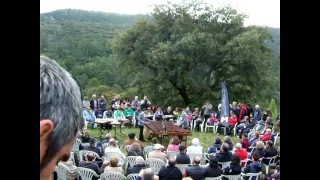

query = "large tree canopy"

[112,1,274,107]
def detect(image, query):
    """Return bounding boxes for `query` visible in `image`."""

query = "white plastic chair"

[100,172,126,180]
[274,133,280,146]
[232,123,238,136]
[146,158,166,175]
[166,151,179,159]
[192,119,204,132]
[222,174,241,180]
[124,145,132,153]
[104,152,125,166]
[126,173,139,180]
[56,163,72,180]
[123,156,138,174]
[263,155,278,173]
[76,167,99,180]
[175,164,190,173]
[240,159,249,171]
[240,172,262,180]
[205,122,218,133]
[218,161,231,169]
[79,150,101,162]
[215,125,227,135]
[143,145,154,159]
[204,176,222,180]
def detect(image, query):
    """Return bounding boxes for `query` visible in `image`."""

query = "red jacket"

[235,148,248,166]
[241,138,250,149]
[229,116,238,126]
[260,134,272,141]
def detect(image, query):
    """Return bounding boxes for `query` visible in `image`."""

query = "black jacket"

[185,165,206,180]
[222,163,242,180]
[216,151,232,162]
[204,165,223,178]
[126,164,146,176]
[158,166,182,180]
[176,153,191,164]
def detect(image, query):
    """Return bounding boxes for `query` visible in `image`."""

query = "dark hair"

[179,145,186,152]
[168,158,176,167]
[242,133,248,138]
[222,143,229,152]
[231,154,240,165]
[267,140,273,147]
[214,137,221,145]
[209,156,219,167]
[152,137,159,144]
[252,152,260,161]
[171,136,180,145]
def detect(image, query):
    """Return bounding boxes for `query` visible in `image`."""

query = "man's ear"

[40,120,53,138]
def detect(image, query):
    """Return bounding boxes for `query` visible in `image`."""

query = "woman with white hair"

[186,138,203,155]
[126,156,146,176]
[234,143,248,166]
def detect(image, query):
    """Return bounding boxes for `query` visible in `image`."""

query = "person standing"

[99,95,107,113]
[202,100,212,129]
[137,108,151,141]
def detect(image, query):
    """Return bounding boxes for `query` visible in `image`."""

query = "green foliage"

[85,85,118,101]
[112,1,276,107]
[268,98,278,122]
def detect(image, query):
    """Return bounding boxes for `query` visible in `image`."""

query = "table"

[110,121,122,140]
[95,118,114,140]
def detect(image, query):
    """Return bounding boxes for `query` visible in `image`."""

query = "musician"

[137,108,151,142]
[153,107,164,121]
[177,108,188,129]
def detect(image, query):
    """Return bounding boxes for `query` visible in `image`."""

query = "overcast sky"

[40,0,280,28]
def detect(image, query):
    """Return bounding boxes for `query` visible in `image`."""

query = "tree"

[112,1,274,107]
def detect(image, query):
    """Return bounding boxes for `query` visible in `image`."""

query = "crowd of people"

[40,56,280,180]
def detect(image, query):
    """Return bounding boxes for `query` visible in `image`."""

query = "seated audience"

[224,136,234,151]
[158,157,183,180]
[103,157,123,174]
[234,143,248,167]
[243,152,262,180]
[137,168,159,180]
[216,143,232,163]
[260,128,272,142]
[186,138,203,155]
[176,145,191,164]
[222,154,242,180]
[128,142,144,158]
[167,136,181,152]
[79,152,102,179]
[126,156,146,176]
[148,144,167,162]
[204,156,223,178]
[207,137,222,154]
[124,133,145,149]
[104,138,126,159]
[184,156,206,180]
[262,141,278,165]
[83,138,103,160]
[240,133,250,149]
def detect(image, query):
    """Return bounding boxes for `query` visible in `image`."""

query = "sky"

[40,0,280,28]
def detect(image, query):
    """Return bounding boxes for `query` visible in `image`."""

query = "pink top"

[167,144,180,151]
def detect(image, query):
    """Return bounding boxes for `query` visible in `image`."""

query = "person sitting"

[240,133,250,149]
[260,128,272,142]
[83,138,103,160]
[148,144,167,162]
[103,157,124,174]
[124,133,145,149]
[163,106,174,116]
[124,104,135,125]
[95,107,103,119]
[222,154,242,180]
[249,132,260,146]
[216,143,232,163]
[137,168,159,180]
[128,142,144,158]
[207,137,222,155]
[224,136,234,151]
[158,157,183,180]
[79,152,102,179]
[184,156,206,180]
[236,116,249,136]
[59,158,77,180]
[234,143,248,167]
[262,141,278,165]
[101,133,112,146]
[248,120,265,139]
[264,160,280,180]
[243,152,262,180]
[176,145,191,164]
[153,107,164,121]
[207,112,219,126]
[126,156,146,176]
[113,106,128,128]
[104,138,126,159]
[167,136,181,152]
[204,156,223,178]
[83,106,96,129]
[80,130,92,143]
[250,141,265,159]
[186,138,203,155]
